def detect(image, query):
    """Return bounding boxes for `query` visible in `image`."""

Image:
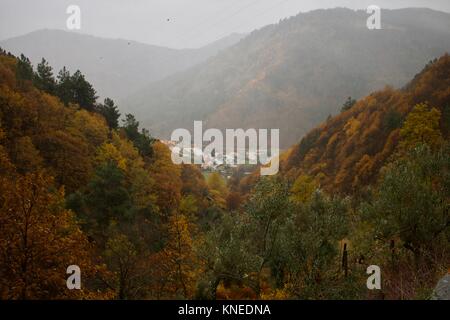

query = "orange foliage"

[282,55,450,194]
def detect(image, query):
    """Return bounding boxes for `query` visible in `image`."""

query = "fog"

[1,0,450,48]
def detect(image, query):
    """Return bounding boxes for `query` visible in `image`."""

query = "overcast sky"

[1,0,450,48]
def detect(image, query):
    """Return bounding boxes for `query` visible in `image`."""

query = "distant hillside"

[124,8,450,148]
[281,54,450,194]
[0,30,245,100]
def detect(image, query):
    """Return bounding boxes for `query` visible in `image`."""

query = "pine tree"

[34,58,56,94]
[16,54,34,84]
[56,66,72,105]
[122,114,154,157]
[97,98,121,130]
[70,70,97,111]
[341,96,356,113]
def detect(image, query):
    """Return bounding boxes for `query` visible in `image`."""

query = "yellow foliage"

[290,174,318,204]
[0,172,108,299]
[400,102,443,150]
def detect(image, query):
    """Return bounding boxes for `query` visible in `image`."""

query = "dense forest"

[0,49,448,300]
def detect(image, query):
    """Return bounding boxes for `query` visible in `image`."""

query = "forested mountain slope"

[0,30,244,100]
[0,49,213,299]
[281,54,450,194]
[125,8,450,147]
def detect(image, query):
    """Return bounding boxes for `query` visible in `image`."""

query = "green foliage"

[341,96,356,113]
[97,98,121,129]
[34,58,56,94]
[71,162,134,229]
[56,66,72,104]
[383,108,403,131]
[290,174,318,204]
[56,67,97,111]
[197,213,261,299]
[122,114,154,157]
[362,144,449,263]
[16,54,33,83]
[279,192,350,298]
[69,70,98,111]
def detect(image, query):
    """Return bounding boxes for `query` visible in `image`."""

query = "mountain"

[0,29,245,100]
[123,8,450,148]
[280,53,450,194]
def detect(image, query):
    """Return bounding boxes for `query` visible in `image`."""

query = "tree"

[290,174,318,204]
[244,177,292,296]
[56,68,97,110]
[226,191,241,211]
[122,114,154,157]
[280,191,350,299]
[56,66,72,105]
[400,103,443,150]
[181,164,209,211]
[34,58,56,94]
[363,144,449,266]
[103,230,151,299]
[0,172,106,299]
[11,136,43,173]
[70,70,97,111]
[151,213,198,299]
[122,114,140,142]
[341,96,356,113]
[197,213,260,300]
[97,98,121,130]
[77,162,133,230]
[34,129,93,193]
[71,109,109,151]
[16,54,33,81]
[207,172,228,208]
[146,142,182,218]
[0,123,14,175]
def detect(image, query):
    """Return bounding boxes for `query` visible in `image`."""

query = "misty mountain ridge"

[123,7,450,148]
[0,29,246,100]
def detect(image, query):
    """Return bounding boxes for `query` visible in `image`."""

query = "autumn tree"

[400,103,443,150]
[226,191,241,211]
[148,141,182,217]
[181,164,209,209]
[103,229,152,299]
[0,172,106,299]
[290,174,318,204]
[206,172,228,208]
[151,213,198,299]
[0,122,14,175]
[34,128,93,193]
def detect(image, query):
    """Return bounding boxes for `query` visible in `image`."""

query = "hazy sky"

[1,0,450,48]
